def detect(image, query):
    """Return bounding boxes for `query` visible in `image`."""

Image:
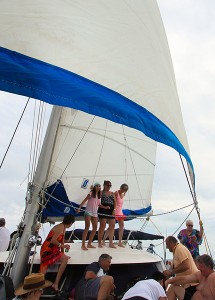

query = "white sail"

[45,108,156,214]
[0,0,194,287]
[0,0,194,212]
[0,0,192,169]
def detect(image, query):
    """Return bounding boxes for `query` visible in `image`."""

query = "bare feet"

[102,240,105,245]
[81,246,88,250]
[98,243,103,248]
[109,244,117,248]
[51,284,60,292]
[118,243,125,248]
[87,244,96,248]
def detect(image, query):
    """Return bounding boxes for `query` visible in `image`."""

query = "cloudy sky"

[0,1,215,259]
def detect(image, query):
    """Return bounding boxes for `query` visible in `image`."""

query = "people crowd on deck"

[2,184,212,300]
[76,180,129,250]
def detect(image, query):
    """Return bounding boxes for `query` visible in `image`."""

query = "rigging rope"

[171,206,195,236]
[42,114,97,213]
[125,138,143,205]
[149,218,163,236]
[49,109,78,177]
[0,98,30,169]
[59,117,96,179]
[152,203,194,216]
[179,154,212,258]
[30,101,46,181]
[28,100,37,183]
[2,99,49,276]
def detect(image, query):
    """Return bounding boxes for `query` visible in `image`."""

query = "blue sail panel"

[0,47,193,172]
[42,180,77,220]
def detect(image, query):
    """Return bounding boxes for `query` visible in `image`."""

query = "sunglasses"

[106,184,112,187]
[187,225,193,227]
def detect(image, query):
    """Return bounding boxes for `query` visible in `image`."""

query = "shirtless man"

[165,254,215,299]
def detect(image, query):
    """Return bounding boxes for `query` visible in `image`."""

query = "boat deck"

[0,242,163,265]
[0,242,165,297]
[34,242,162,265]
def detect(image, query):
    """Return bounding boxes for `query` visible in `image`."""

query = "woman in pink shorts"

[114,184,129,247]
[102,183,129,247]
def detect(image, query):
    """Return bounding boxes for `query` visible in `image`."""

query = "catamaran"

[0,1,204,297]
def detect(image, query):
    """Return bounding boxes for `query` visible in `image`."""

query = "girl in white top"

[77,183,104,250]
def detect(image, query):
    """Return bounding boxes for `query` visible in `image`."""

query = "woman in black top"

[98,180,116,248]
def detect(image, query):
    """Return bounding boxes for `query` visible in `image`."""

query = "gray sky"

[154,0,215,258]
[0,1,215,259]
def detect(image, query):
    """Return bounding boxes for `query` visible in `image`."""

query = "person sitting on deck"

[121,271,167,300]
[40,215,75,292]
[74,253,114,300]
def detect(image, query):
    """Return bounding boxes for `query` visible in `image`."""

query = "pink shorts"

[115,214,126,221]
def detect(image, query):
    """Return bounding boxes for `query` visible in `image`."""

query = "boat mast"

[11,106,62,287]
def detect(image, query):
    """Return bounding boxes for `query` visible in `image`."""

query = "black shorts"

[98,207,114,219]
[183,285,198,300]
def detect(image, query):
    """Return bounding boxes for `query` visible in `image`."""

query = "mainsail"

[0,0,194,286]
[0,1,192,168]
[42,107,156,218]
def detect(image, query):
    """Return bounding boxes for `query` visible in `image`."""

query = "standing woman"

[40,215,75,292]
[177,219,203,259]
[98,180,116,248]
[114,184,129,247]
[77,182,103,250]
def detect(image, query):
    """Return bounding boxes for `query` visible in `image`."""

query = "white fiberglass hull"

[0,242,164,266]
